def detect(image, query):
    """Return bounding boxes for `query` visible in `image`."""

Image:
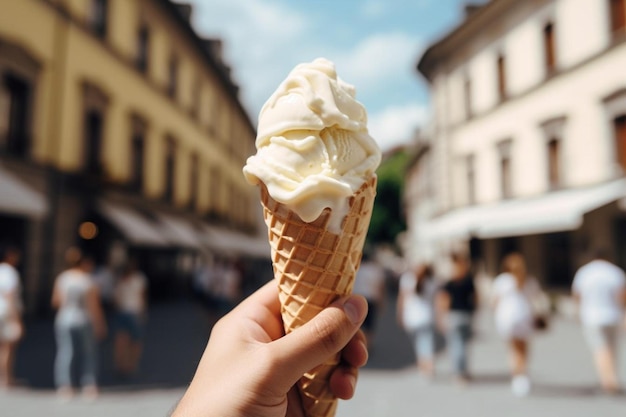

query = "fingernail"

[344,296,367,324]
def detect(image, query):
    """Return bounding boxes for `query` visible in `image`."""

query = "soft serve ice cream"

[243,58,381,231]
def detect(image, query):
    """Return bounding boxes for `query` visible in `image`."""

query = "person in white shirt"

[51,248,106,401]
[397,264,438,378]
[353,254,386,347]
[492,252,547,397]
[0,244,23,388]
[113,260,148,377]
[572,250,626,394]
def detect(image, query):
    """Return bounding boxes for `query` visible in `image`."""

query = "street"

[2,291,625,417]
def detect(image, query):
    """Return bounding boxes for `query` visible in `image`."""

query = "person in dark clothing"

[437,252,477,383]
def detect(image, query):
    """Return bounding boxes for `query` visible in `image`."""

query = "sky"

[177,0,479,152]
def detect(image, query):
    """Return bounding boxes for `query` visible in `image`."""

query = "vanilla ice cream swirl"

[243,58,381,231]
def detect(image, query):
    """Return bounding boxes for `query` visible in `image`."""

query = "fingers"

[270,295,368,390]
[330,330,368,399]
[329,365,358,400]
[236,280,281,314]
[341,330,368,368]
[225,280,284,341]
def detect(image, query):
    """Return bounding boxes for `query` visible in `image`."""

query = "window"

[164,137,176,202]
[90,0,108,39]
[206,94,216,135]
[614,115,626,171]
[209,167,221,216]
[610,0,626,34]
[189,153,199,209]
[543,22,556,75]
[602,90,626,172]
[167,55,178,99]
[540,116,567,189]
[547,139,561,189]
[463,73,472,119]
[466,154,476,204]
[82,83,108,175]
[191,77,201,120]
[497,53,507,101]
[130,116,146,192]
[0,74,31,158]
[84,110,104,174]
[497,140,513,199]
[0,40,40,160]
[136,25,150,73]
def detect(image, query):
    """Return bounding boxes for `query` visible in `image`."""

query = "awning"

[97,200,169,246]
[0,165,47,219]
[156,213,203,249]
[201,224,270,258]
[424,178,626,241]
[476,178,626,238]
[422,205,484,241]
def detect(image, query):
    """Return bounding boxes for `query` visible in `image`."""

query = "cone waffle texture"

[260,176,377,417]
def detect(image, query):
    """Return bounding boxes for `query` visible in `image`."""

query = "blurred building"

[0,0,269,313]
[408,0,626,289]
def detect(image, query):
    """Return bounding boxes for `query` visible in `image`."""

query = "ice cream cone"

[259,175,377,417]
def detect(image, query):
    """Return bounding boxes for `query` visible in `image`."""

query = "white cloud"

[335,32,422,86]
[329,33,424,113]
[179,0,428,132]
[368,103,429,151]
[360,0,386,18]
[185,0,311,119]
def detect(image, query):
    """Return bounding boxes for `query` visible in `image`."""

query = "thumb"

[270,295,368,390]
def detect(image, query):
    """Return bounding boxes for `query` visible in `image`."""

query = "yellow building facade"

[0,0,267,312]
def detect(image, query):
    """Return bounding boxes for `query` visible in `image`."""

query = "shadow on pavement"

[531,383,620,399]
[14,299,214,390]
[466,372,511,386]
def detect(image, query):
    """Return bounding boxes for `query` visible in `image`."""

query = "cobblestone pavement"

[3,293,625,417]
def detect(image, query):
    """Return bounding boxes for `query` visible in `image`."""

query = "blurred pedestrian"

[213,259,241,316]
[437,252,477,384]
[492,252,547,397]
[51,248,107,401]
[572,249,626,394]
[397,263,438,379]
[353,252,386,347]
[0,244,23,388]
[92,263,115,312]
[113,259,148,378]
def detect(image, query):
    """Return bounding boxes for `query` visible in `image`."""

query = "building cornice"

[38,0,256,137]
[155,0,255,134]
[446,37,626,133]
[416,0,550,81]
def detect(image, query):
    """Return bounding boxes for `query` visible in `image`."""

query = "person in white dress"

[0,244,23,388]
[397,264,438,378]
[572,250,626,394]
[492,252,546,397]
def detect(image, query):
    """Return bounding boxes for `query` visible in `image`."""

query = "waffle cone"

[259,176,377,417]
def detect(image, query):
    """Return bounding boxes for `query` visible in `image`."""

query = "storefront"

[420,178,626,289]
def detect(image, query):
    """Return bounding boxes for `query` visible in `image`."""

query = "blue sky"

[178,0,479,151]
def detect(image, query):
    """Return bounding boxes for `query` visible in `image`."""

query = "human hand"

[172,280,368,417]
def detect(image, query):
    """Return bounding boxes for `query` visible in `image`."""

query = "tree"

[367,149,409,248]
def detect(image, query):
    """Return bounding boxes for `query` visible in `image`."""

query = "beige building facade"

[0,0,268,312]
[408,0,626,289]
